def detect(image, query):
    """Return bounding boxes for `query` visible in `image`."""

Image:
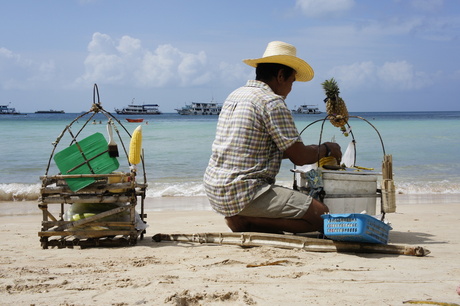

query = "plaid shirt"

[203,80,301,216]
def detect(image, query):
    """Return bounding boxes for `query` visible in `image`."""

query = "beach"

[1,194,459,305]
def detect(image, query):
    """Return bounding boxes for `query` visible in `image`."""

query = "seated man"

[203,41,341,234]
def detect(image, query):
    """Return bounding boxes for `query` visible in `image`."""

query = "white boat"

[115,102,161,115]
[0,103,25,115]
[291,104,322,114]
[175,101,222,115]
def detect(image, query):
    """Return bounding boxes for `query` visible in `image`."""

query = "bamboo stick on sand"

[153,232,430,257]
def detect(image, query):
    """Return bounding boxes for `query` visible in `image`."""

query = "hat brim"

[243,55,314,82]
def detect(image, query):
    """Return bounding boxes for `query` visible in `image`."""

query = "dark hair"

[255,63,295,82]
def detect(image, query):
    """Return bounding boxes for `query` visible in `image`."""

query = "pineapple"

[321,78,349,131]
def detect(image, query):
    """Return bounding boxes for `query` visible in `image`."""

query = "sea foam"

[1,179,459,202]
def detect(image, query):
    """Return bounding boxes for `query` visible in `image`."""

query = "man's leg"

[225,198,329,234]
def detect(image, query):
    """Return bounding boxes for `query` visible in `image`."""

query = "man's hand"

[323,142,342,164]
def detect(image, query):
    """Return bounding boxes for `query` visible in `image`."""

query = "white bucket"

[322,170,379,215]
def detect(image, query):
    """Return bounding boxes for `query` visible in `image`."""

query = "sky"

[0,0,459,113]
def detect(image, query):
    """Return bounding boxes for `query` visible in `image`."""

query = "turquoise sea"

[0,111,459,201]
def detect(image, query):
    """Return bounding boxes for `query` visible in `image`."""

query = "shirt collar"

[245,80,273,92]
[245,80,286,100]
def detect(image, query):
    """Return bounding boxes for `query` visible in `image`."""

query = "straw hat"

[243,41,314,82]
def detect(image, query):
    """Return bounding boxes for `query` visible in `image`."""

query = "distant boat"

[125,118,144,123]
[0,103,26,115]
[291,104,322,114]
[175,101,222,115]
[115,100,161,115]
[35,109,65,114]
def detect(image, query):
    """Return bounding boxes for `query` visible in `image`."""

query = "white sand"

[1,194,459,305]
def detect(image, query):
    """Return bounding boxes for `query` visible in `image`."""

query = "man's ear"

[277,69,285,82]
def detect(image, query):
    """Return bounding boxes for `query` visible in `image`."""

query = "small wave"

[395,180,460,194]
[0,183,41,201]
[146,182,206,197]
[1,179,459,202]
[0,182,208,202]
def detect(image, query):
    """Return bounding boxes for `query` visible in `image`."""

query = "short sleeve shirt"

[203,80,302,216]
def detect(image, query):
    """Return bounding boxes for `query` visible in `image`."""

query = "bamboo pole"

[40,195,132,204]
[153,232,430,257]
[38,229,135,238]
[381,154,396,213]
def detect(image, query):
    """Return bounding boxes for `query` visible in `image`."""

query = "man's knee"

[225,215,250,232]
[308,199,329,216]
[300,198,329,231]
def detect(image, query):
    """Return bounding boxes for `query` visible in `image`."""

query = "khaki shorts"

[238,184,312,219]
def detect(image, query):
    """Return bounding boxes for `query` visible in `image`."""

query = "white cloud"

[295,0,355,17]
[218,61,252,84]
[76,32,212,88]
[0,47,55,90]
[357,15,460,42]
[138,44,176,87]
[136,44,211,87]
[301,13,459,47]
[410,0,443,12]
[329,60,431,90]
[87,32,117,54]
[0,47,16,60]
[177,51,210,86]
[117,35,143,56]
[358,17,424,36]
[328,61,377,87]
[377,60,431,90]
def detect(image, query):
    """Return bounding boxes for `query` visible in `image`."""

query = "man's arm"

[283,141,342,166]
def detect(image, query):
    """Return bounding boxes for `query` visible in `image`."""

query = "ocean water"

[1,111,459,201]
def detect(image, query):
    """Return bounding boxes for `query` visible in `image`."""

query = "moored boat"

[291,104,322,114]
[0,103,26,115]
[175,101,222,115]
[115,101,161,115]
[35,109,65,114]
[126,118,144,123]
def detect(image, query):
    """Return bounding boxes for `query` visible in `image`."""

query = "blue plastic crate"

[322,213,392,244]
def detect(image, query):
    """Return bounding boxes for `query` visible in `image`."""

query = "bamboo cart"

[38,84,148,249]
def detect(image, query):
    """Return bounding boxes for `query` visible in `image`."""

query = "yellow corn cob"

[354,165,374,171]
[129,125,142,164]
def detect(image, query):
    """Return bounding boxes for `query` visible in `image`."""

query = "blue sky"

[1,0,459,113]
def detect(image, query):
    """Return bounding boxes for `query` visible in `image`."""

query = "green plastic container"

[54,133,119,191]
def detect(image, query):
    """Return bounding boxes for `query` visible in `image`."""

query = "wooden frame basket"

[38,84,148,249]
